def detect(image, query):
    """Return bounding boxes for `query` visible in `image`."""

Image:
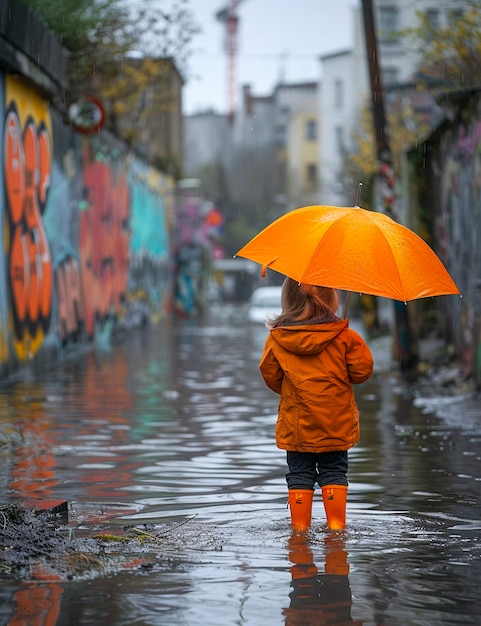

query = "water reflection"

[284,532,359,625]
[9,583,63,626]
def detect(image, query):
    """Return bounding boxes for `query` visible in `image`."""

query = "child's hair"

[271,277,339,327]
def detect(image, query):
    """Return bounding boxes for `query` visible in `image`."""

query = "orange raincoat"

[259,318,373,453]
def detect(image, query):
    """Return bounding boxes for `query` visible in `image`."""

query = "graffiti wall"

[420,94,481,385]
[0,74,174,380]
[3,75,53,363]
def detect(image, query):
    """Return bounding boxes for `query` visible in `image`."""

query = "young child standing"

[259,278,374,531]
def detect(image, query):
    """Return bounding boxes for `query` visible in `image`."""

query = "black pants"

[286,450,348,490]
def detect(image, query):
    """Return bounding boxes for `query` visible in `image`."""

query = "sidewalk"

[370,331,478,398]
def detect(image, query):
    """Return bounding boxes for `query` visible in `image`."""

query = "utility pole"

[361,0,418,370]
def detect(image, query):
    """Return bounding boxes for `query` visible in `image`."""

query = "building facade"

[318,0,471,209]
[184,81,319,217]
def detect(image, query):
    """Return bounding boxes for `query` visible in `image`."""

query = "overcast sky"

[183,0,358,115]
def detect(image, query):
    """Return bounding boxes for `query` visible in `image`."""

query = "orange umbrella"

[235,205,460,302]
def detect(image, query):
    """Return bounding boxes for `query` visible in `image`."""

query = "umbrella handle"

[343,292,351,319]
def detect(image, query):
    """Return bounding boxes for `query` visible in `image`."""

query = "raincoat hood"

[270,319,349,356]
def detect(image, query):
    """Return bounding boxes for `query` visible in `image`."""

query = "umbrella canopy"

[235,205,460,302]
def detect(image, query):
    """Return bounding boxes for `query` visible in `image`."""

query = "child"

[259,278,373,531]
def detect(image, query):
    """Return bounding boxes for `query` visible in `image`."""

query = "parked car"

[247,286,283,323]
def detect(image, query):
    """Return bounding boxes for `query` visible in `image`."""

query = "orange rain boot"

[321,485,348,530]
[288,533,318,579]
[324,534,350,575]
[288,489,314,531]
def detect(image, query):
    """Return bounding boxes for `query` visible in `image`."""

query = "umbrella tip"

[354,182,363,207]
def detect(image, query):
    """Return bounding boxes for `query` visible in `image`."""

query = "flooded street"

[0,304,480,625]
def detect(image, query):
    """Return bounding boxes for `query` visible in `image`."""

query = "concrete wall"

[411,90,481,385]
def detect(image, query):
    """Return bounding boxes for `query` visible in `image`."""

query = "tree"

[22,0,200,103]
[406,3,481,90]
[347,93,430,208]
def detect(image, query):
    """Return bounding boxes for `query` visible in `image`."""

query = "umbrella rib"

[374,218,408,301]
[306,219,345,283]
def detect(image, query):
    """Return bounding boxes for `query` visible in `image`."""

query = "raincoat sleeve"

[345,330,374,384]
[259,337,284,394]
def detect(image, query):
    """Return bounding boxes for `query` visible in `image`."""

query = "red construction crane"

[216,0,245,119]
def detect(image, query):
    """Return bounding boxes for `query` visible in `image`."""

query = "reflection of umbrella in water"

[235,204,460,303]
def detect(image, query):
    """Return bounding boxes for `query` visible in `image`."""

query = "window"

[383,67,398,86]
[276,124,286,143]
[424,8,439,40]
[306,163,317,187]
[334,79,343,108]
[335,126,344,154]
[306,119,317,141]
[448,9,463,24]
[378,6,399,42]
[425,8,439,30]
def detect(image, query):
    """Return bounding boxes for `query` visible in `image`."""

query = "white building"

[319,47,361,206]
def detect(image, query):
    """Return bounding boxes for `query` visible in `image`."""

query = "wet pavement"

[0,303,480,625]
